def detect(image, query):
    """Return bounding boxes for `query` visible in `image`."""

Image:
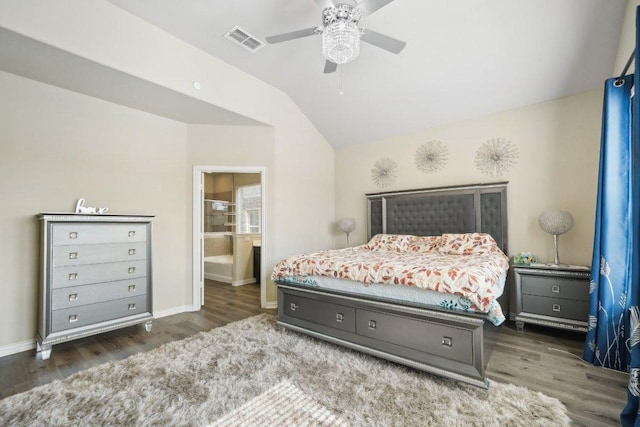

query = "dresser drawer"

[521,274,589,301]
[356,309,473,365]
[51,295,148,333]
[282,292,355,333]
[52,242,148,267]
[521,295,588,322]
[52,224,147,246]
[51,277,148,310]
[52,260,147,289]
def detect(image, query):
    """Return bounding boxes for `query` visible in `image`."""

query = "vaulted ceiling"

[0,1,625,149]
[106,0,627,148]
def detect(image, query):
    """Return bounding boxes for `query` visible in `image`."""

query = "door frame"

[192,165,267,310]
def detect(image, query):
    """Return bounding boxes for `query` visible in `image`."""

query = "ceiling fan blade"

[265,28,318,44]
[324,60,338,74]
[356,0,395,16]
[361,29,406,54]
[312,0,335,9]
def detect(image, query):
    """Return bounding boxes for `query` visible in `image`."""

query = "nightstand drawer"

[521,274,589,301]
[521,295,588,322]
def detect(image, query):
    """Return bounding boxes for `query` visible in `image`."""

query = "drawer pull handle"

[69,314,78,323]
[336,313,344,323]
[128,248,136,255]
[553,304,561,312]
[68,293,78,301]
[551,285,560,293]
[128,284,136,292]
[128,267,136,273]
[69,252,78,260]
[368,320,377,330]
[290,303,298,311]
[69,232,78,239]
[128,303,136,310]
[128,230,136,238]
[68,273,78,280]
[442,337,453,348]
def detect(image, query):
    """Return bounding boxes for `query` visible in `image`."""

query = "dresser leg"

[37,341,52,360]
[144,320,153,332]
[516,320,524,332]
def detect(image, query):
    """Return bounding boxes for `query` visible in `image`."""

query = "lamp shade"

[538,210,574,235]
[339,217,356,233]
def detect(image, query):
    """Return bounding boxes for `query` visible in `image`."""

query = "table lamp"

[538,210,573,265]
[339,217,356,246]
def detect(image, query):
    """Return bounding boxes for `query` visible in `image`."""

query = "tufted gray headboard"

[366,182,508,253]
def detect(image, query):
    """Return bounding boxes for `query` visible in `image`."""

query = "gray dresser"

[37,213,154,359]
[512,264,590,332]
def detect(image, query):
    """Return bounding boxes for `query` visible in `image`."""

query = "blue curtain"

[583,74,635,371]
[583,10,640,424]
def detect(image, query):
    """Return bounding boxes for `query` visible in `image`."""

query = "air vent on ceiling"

[224,26,264,53]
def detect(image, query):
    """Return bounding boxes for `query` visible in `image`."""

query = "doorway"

[192,166,266,310]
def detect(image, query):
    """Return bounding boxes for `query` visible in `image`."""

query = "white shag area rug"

[0,314,571,426]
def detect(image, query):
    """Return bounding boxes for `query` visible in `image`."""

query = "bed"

[273,182,509,388]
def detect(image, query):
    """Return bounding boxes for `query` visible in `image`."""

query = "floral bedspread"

[271,244,510,320]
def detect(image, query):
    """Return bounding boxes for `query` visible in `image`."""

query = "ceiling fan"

[265,0,406,74]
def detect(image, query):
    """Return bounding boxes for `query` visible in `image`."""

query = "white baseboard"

[154,305,192,319]
[232,278,256,287]
[0,338,36,358]
[204,272,232,283]
[263,300,277,309]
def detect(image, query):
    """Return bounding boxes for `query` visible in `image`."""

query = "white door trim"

[192,166,267,310]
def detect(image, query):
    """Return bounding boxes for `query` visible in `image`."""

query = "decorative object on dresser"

[512,264,589,332]
[74,197,109,214]
[537,210,574,265]
[37,213,154,360]
[338,217,356,246]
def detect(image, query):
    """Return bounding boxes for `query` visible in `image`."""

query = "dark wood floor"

[0,280,628,426]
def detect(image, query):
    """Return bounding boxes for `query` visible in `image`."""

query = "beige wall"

[613,0,639,74]
[335,90,603,266]
[0,0,336,351]
[234,173,261,187]
[205,173,233,196]
[0,70,189,348]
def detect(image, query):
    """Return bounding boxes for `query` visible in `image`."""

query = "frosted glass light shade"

[322,21,360,64]
[538,210,574,235]
[538,210,573,265]
[339,217,356,233]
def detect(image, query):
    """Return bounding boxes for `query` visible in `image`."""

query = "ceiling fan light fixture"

[321,5,362,65]
[322,20,361,64]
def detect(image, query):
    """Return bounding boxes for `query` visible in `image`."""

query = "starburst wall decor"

[371,157,398,188]
[414,141,449,174]
[474,138,519,176]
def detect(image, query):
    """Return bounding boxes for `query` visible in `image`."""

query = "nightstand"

[512,264,591,332]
